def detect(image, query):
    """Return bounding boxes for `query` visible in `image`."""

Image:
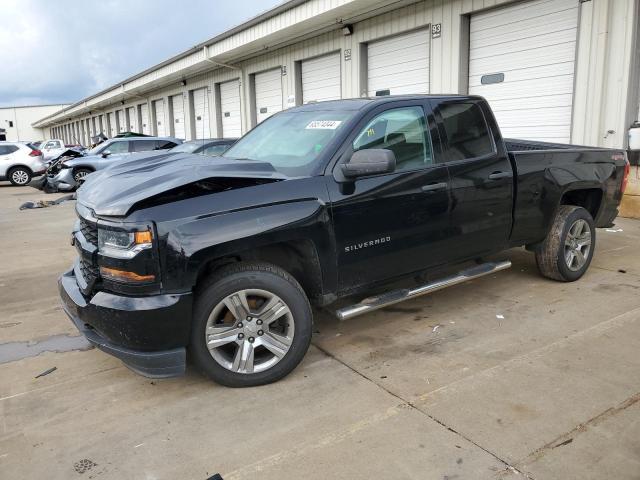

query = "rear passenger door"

[431,99,513,259]
[329,102,452,292]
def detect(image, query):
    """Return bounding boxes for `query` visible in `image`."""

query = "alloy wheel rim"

[12,170,29,185]
[205,289,294,374]
[564,219,591,271]
[74,171,88,182]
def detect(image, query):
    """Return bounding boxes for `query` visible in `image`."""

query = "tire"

[535,205,595,282]
[73,168,92,184]
[8,167,32,186]
[190,262,313,387]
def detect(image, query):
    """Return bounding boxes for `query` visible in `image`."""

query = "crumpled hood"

[77,153,286,217]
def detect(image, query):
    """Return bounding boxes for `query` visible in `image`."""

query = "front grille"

[80,217,98,246]
[80,258,99,279]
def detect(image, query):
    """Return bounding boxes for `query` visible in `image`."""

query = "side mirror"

[101,151,111,158]
[341,149,396,179]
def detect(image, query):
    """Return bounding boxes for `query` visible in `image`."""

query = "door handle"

[488,171,512,180]
[421,182,447,192]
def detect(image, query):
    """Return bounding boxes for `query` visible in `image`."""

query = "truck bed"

[504,138,603,152]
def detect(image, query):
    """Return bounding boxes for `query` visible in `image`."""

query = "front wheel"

[535,205,595,282]
[190,262,312,387]
[73,168,92,184]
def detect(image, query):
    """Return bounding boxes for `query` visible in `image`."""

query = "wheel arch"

[8,164,33,175]
[194,238,325,304]
[559,187,603,221]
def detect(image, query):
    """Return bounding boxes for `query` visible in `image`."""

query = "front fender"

[160,199,335,292]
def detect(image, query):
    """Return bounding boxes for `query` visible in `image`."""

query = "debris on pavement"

[553,438,574,448]
[496,314,505,319]
[605,228,623,233]
[20,193,75,210]
[618,269,627,274]
[432,324,441,333]
[34,367,57,378]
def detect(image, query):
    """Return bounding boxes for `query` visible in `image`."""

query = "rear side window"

[0,145,18,155]
[157,140,178,150]
[438,102,494,161]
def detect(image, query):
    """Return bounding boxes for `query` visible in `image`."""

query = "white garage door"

[126,107,136,132]
[301,53,342,103]
[171,94,185,139]
[153,99,166,137]
[367,29,430,97]
[220,79,242,138]
[116,110,125,133]
[105,113,113,137]
[254,68,283,124]
[140,104,150,135]
[469,0,579,143]
[192,88,211,139]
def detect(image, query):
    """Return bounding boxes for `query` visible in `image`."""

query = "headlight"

[98,228,153,259]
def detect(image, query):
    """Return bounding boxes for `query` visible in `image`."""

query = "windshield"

[222,110,354,176]
[169,142,204,154]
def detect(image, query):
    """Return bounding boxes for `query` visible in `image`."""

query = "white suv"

[0,142,46,186]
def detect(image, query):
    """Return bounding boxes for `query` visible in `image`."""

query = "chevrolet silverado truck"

[59,95,630,387]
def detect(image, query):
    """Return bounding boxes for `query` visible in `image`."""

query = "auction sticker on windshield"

[306,120,342,130]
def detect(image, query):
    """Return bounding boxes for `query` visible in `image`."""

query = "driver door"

[327,102,452,292]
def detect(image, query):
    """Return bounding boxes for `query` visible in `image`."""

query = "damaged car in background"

[59,95,630,387]
[33,136,181,192]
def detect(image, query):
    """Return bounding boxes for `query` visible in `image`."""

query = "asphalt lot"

[1,183,639,480]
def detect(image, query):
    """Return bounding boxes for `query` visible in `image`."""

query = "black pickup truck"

[59,95,630,387]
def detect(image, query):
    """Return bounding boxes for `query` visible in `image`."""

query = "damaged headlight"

[98,228,153,259]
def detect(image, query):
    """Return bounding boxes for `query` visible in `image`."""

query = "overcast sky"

[0,0,283,107]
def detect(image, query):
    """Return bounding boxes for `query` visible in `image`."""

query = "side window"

[43,141,55,149]
[203,144,229,156]
[157,140,177,150]
[352,106,432,172]
[438,102,494,161]
[131,140,157,152]
[105,141,129,154]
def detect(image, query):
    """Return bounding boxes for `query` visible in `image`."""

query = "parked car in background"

[0,142,46,185]
[41,136,181,191]
[60,95,629,386]
[40,139,67,161]
[169,138,237,156]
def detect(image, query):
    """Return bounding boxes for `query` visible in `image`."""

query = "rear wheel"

[190,262,312,387]
[535,205,595,282]
[8,167,31,186]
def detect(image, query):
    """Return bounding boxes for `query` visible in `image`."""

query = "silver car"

[46,136,181,191]
[0,142,46,186]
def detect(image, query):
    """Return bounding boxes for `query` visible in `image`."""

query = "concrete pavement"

[0,183,638,480]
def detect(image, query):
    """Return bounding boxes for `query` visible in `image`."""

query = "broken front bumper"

[58,266,192,378]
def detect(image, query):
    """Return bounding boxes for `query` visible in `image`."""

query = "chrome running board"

[335,260,512,321]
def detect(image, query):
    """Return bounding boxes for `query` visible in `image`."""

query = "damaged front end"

[30,150,85,193]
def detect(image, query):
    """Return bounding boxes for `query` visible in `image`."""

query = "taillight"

[621,156,630,195]
[29,149,42,157]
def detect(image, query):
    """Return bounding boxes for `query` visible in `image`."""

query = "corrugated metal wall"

[47,0,638,149]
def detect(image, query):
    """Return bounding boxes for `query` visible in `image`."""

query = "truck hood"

[77,153,287,217]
